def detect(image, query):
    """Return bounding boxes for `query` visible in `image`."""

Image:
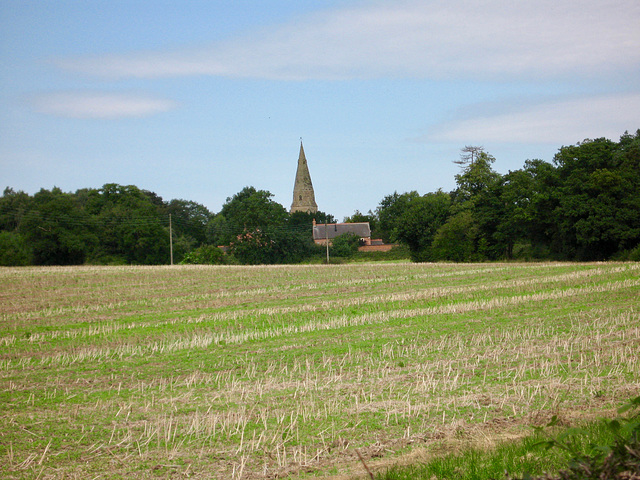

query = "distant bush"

[610,243,640,262]
[330,233,361,258]
[0,231,31,266]
[86,254,128,265]
[353,244,411,262]
[180,245,226,265]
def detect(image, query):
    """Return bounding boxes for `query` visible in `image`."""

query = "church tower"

[290,141,318,214]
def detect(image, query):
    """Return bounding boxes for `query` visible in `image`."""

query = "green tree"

[218,187,288,245]
[376,191,421,243]
[221,187,319,264]
[229,225,317,265]
[170,234,198,264]
[229,229,275,265]
[613,130,640,255]
[0,187,31,233]
[550,134,640,259]
[492,168,537,259]
[289,210,335,227]
[552,137,617,259]
[21,187,97,265]
[471,182,505,260]
[206,214,228,246]
[0,187,33,266]
[432,210,481,262]
[271,225,318,264]
[85,184,169,264]
[166,199,212,245]
[517,159,561,257]
[444,149,502,261]
[180,245,226,265]
[394,190,451,262]
[330,232,361,258]
[0,231,31,266]
[452,150,501,208]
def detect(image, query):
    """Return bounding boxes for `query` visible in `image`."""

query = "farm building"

[312,220,371,246]
[312,220,395,251]
[291,142,394,252]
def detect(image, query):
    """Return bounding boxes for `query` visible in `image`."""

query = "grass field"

[1,262,639,479]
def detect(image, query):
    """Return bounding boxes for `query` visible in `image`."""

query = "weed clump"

[508,397,640,480]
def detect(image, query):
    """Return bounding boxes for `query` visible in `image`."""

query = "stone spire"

[290,141,318,214]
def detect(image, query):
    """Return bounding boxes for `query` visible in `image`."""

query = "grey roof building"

[312,221,372,245]
[290,142,318,214]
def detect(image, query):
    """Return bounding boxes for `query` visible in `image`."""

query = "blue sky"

[1,0,639,220]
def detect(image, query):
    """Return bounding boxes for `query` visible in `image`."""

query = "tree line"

[1,130,638,266]
[369,130,640,262]
[0,183,340,266]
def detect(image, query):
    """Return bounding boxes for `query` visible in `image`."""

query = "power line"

[1,207,323,237]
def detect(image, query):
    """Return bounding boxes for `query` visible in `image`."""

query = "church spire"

[290,141,318,214]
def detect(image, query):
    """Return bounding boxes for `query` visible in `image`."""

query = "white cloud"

[426,93,640,144]
[31,92,177,118]
[56,0,640,81]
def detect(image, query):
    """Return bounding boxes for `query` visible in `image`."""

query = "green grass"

[0,262,639,479]
[378,396,640,480]
[376,418,617,479]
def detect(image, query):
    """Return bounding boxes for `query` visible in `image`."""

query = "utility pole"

[169,214,174,266]
[325,221,329,264]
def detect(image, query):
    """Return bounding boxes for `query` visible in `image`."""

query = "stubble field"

[1,262,639,479]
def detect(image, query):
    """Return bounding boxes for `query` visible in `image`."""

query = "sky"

[1,0,639,221]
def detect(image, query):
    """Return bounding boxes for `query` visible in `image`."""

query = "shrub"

[0,231,31,266]
[180,245,226,265]
[508,396,640,480]
[330,233,361,258]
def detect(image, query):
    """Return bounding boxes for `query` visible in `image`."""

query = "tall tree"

[393,191,451,262]
[21,188,97,265]
[0,187,31,232]
[454,145,485,167]
[551,136,632,259]
[519,158,561,255]
[221,186,318,264]
[493,168,537,259]
[452,150,501,207]
[288,210,336,232]
[85,184,169,264]
[218,186,288,245]
[440,149,502,261]
[166,199,213,245]
[432,210,480,262]
[375,191,421,243]
[0,231,31,266]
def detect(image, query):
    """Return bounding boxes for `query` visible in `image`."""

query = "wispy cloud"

[55,0,640,81]
[425,93,640,144]
[32,92,177,118]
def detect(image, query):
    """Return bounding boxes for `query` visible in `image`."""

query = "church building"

[290,142,318,214]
